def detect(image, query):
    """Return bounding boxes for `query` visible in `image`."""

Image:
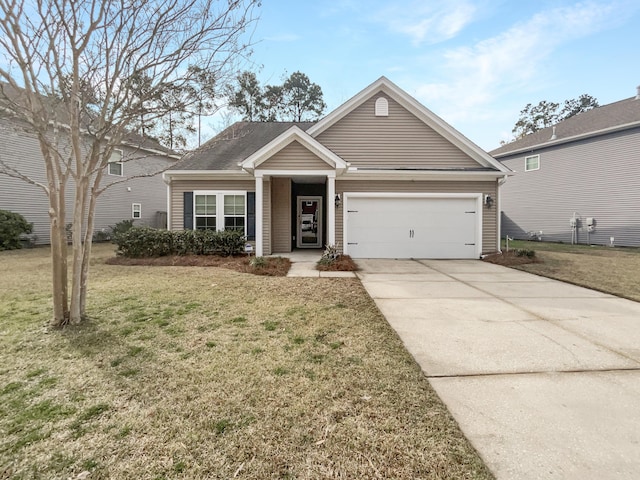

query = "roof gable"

[240,126,348,173]
[308,76,509,172]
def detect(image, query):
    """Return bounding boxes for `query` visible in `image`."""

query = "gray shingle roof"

[172,121,316,171]
[490,96,640,157]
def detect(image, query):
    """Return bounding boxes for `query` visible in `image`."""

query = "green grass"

[0,244,492,479]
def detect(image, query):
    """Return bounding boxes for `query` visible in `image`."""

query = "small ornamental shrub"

[110,219,135,242]
[0,210,33,251]
[113,227,245,258]
[515,249,536,258]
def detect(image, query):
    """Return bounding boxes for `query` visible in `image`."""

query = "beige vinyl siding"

[270,177,291,253]
[262,179,271,254]
[336,180,499,254]
[317,94,480,169]
[499,128,640,247]
[259,141,330,170]
[169,179,255,231]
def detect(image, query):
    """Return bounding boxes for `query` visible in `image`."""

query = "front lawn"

[0,244,492,479]
[501,240,640,302]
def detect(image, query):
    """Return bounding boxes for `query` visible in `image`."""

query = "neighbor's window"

[108,149,123,176]
[194,191,246,234]
[132,203,141,219]
[525,154,540,172]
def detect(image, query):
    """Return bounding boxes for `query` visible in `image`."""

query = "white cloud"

[413,1,623,123]
[374,0,478,45]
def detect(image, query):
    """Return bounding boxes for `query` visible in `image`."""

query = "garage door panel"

[346,195,479,259]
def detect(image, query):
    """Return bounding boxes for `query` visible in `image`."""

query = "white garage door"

[345,195,481,259]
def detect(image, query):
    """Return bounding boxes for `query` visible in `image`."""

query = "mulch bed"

[105,255,291,276]
[482,250,542,266]
[316,255,359,271]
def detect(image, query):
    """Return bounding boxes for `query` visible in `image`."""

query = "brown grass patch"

[482,250,541,266]
[491,240,640,302]
[105,254,291,276]
[0,244,492,479]
[316,254,359,271]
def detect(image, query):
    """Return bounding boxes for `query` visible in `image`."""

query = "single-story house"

[164,77,511,259]
[0,114,178,244]
[491,86,640,247]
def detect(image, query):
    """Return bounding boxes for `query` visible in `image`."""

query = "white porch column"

[255,174,264,256]
[327,173,336,246]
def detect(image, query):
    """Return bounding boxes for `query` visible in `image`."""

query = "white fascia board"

[308,76,510,174]
[163,170,253,181]
[492,121,640,159]
[255,169,336,178]
[339,169,510,181]
[240,126,347,172]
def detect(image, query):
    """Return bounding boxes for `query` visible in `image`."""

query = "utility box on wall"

[586,217,596,232]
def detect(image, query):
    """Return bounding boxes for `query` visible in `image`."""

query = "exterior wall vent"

[375,97,389,117]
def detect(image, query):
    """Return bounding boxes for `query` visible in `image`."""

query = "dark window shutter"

[246,191,256,241]
[183,191,194,230]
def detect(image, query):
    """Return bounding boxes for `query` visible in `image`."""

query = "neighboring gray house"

[0,115,178,245]
[491,87,640,247]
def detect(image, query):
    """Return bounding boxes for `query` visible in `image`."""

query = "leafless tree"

[0,0,258,327]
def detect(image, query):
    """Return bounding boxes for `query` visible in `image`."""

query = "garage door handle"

[465,211,476,214]
[347,242,358,245]
[465,243,475,245]
[347,210,358,213]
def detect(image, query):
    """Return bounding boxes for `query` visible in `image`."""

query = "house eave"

[340,169,511,181]
[163,169,251,183]
[492,120,640,159]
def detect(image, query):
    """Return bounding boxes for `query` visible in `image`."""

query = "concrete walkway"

[274,250,356,278]
[356,259,640,480]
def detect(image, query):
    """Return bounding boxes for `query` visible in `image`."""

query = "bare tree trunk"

[79,172,103,318]
[69,176,88,324]
[49,189,69,326]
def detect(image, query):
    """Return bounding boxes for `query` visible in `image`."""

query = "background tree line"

[226,70,326,122]
[510,94,599,140]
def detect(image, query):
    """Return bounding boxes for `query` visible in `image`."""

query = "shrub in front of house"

[113,227,245,258]
[0,209,33,251]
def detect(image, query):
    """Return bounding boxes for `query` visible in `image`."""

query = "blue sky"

[219,0,640,150]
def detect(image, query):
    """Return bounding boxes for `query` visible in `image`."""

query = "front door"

[296,196,322,248]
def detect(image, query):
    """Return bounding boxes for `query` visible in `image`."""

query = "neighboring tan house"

[0,115,178,245]
[164,77,511,259]
[491,87,640,247]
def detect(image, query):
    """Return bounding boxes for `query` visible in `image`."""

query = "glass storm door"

[297,196,322,248]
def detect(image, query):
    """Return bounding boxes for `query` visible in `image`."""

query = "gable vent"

[375,97,389,117]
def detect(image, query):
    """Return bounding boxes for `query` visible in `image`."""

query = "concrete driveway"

[356,259,640,480]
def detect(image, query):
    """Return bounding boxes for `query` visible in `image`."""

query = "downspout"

[497,174,508,254]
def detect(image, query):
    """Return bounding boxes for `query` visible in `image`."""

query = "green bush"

[0,210,33,251]
[113,227,245,258]
[515,249,536,258]
[110,219,135,241]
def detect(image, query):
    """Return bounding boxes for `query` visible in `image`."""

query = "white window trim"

[524,154,540,172]
[132,203,141,219]
[193,190,247,232]
[108,149,124,176]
